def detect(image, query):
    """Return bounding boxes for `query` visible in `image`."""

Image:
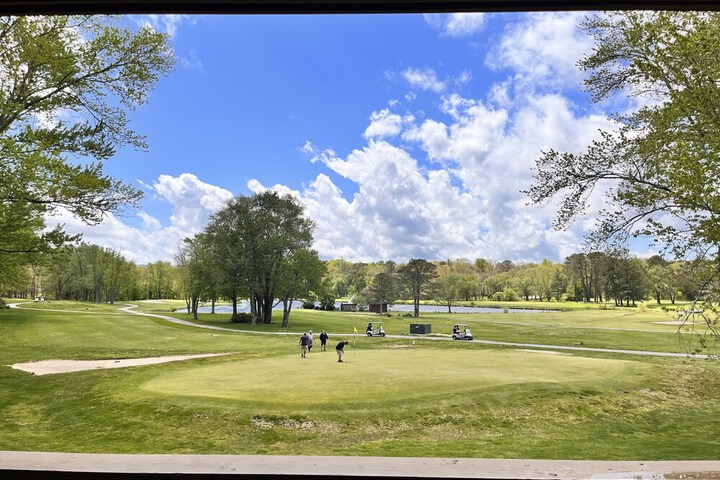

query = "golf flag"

[353,326,358,334]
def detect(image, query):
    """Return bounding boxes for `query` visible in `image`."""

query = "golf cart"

[452,324,473,340]
[366,322,386,337]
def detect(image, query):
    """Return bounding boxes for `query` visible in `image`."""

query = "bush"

[636,301,648,313]
[302,301,315,309]
[319,295,336,311]
[231,313,252,323]
[503,289,519,301]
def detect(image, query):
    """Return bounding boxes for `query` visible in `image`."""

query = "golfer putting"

[336,340,349,363]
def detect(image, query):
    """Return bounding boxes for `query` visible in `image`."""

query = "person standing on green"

[319,331,329,351]
[336,340,349,363]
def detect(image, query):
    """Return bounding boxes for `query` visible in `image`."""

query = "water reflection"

[196,301,553,314]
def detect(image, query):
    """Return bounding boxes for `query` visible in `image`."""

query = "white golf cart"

[366,322,386,337]
[452,324,473,340]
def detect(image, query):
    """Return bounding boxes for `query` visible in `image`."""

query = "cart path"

[117,304,715,360]
[9,302,715,360]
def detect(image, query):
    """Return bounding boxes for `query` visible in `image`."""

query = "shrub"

[503,289,519,301]
[319,295,336,311]
[231,312,252,323]
[636,302,648,313]
[302,301,315,309]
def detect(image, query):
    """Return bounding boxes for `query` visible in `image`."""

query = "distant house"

[369,303,388,314]
[340,303,358,312]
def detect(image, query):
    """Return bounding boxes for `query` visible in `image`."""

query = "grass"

[1,300,720,459]
[147,302,703,354]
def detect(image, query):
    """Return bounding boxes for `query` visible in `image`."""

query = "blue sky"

[52,12,656,265]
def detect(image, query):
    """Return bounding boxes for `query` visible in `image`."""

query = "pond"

[196,301,554,314]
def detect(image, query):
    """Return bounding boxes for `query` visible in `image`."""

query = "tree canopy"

[526,11,720,263]
[0,15,174,283]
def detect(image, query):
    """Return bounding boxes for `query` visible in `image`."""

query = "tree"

[145,261,175,300]
[276,249,326,327]
[202,191,315,325]
[398,259,437,318]
[365,261,400,307]
[0,16,173,277]
[432,263,462,313]
[526,11,720,262]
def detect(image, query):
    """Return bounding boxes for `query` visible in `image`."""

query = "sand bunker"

[9,353,232,376]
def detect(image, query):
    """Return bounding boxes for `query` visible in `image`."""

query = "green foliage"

[398,259,437,317]
[0,15,173,283]
[318,294,336,311]
[502,289,519,301]
[202,191,317,325]
[526,11,720,261]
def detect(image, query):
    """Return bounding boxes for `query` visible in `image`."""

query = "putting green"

[141,348,650,407]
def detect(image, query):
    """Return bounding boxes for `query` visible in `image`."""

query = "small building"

[368,302,388,314]
[340,303,358,312]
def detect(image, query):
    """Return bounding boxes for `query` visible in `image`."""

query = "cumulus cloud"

[46,173,233,264]
[152,173,233,231]
[486,12,592,90]
[364,108,404,139]
[264,89,618,263]
[424,13,487,37]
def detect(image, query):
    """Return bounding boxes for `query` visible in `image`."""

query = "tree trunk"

[282,297,292,327]
[211,297,216,314]
[262,293,273,324]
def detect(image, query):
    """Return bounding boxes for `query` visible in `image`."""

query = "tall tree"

[526,11,720,263]
[0,16,173,276]
[432,262,462,313]
[276,249,326,327]
[203,191,315,325]
[398,259,437,318]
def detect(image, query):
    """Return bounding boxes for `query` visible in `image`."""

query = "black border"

[1,0,720,15]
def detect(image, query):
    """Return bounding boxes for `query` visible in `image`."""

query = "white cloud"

[486,12,592,90]
[138,14,194,37]
[46,173,233,264]
[138,211,162,230]
[152,173,233,231]
[403,68,446,93]
[364,108,404,139]
[424,13,487,37]
[285,91,618,263]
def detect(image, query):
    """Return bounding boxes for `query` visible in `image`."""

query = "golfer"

[336,340,349,363]
[299,332,309,358]
[307,330,315,352]
[319,331,328,351]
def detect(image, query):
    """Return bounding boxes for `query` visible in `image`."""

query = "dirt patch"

[9,353,233,376]
[515,349,567,355]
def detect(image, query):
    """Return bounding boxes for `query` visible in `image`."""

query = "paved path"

[10,302,716,360]
[1,451,720,479]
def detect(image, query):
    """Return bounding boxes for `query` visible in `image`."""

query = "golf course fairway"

[140,348,651,410]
